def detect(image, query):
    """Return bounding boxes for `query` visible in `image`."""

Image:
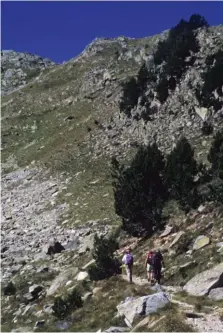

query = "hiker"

[152,250,164,285]
[145,250,154,283]
[122,247,134,283]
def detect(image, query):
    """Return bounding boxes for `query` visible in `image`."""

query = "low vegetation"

[88,233,121,280]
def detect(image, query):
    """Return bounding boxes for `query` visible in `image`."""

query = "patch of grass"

[35,275,155,332]
[149,309,195,332]
[173,291,223,310]
[133,303,194,332]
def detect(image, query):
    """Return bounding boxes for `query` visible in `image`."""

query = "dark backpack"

[152,252,162,266]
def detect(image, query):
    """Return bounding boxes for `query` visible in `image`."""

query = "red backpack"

[147,252,153,265]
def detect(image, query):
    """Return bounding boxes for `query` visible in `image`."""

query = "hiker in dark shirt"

[152,250,164,284]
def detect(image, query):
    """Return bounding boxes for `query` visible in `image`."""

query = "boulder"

[34,320,45,329]
[197,204,209,214]
[82,292,93,301]
[78,234,94,254]
[117,292,170,327]
[75,271,88,281]
[65,236,79,251]
[160,225,173,238]
[82,259,96,270]
[179,261,197,270]
[183,263,223,296]
[47,267,78,296]
[29,284,43,297]
[43,304,53,314]
[195,107,209,121]
[208,287,223,301]
[93,287,102,295]
[193,235,210,250]
[170,231,185,248]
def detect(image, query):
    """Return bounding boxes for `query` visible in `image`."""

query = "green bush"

[111,143,167,236]
[52,288,83,319]
[196,51,223,111]
[208,129,223,179]
[137,62,150,94]
[198,177,223,204]
[88,234,120,281]
[154,14,206,102]
[156,78,169,103]
[119,63,157,117]
[119,77,139,117]
[52,297,69,319]
[4,282,16,296]
[165,137,199,211]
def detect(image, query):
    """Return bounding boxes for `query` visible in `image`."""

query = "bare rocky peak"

[1,50,56,95]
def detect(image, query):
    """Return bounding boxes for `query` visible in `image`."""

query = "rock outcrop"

[1,50,56,95]
[117,292,170,327]
[183,263,223,296]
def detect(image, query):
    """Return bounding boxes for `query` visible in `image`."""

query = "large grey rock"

[193,235,210,250]
[82,292,93,301]
[170,231,185,248]
[78,234,94,254]
[160,225,173,238]
[65,236,79,251]
[82,259,96,270]
[1,50,56,95]
[195,107,209,121]
[75,271,88,281]
[183,263,223,296]
[117,292,170,327]
[34,320,45,329]
[29,284,43,296]
[208,287,223,301]
[47,267,78,296]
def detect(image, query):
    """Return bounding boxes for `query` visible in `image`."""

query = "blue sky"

[2,1,223,63]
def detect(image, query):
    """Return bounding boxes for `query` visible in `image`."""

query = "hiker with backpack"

[145,250,154,283]
[152,250,165,285]
[122,247,134,283]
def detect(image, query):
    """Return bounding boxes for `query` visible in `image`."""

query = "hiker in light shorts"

[145,250,154,283]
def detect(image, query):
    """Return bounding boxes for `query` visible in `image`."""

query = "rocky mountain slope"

[1,20,223,332]
[1,50,56,95]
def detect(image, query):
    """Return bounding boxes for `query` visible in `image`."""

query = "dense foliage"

[112,133,222,237]
[208,129,223,179]
[165,137,199,211]
[88,233,120,280]
[111,143,167,236]
[196,50,223,111]
[52,289,83,319]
